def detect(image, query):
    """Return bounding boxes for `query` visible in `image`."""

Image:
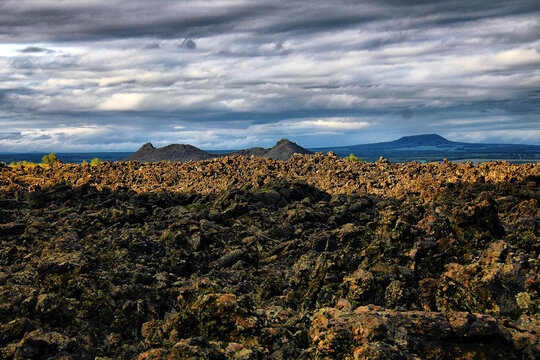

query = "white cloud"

[163,117,374,149]
[99,93,146,111]
[308,118,371,130]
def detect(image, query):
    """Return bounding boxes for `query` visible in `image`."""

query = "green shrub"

[90,158,100,166]
[42,153,58,165]
[12,161,36,167]
[345,153,364,163]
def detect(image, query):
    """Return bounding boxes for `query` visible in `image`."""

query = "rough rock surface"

[0,154,538,359]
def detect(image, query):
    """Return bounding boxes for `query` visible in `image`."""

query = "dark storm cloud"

[0,0,539,151]
[0,1,279,42]
[0,132,22,140]
[29,134,52,141]
[0,0,534,42]
[10,54,78,70]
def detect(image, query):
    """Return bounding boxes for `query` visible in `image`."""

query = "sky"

[0,0,539,152]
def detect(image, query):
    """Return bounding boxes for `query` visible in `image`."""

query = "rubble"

[0,155,538,358]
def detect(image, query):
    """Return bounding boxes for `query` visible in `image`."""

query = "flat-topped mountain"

[391,134,454,147]
[123,138,313,162]
[322,133,540,151]
[313,133,540,162]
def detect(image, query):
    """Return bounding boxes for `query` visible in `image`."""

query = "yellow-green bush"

[42,153,58,165]
[345,154,364,163]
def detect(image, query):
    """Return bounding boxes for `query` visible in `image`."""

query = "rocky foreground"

[0,154,539,359]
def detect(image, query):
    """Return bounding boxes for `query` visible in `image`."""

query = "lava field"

[0,154,539,359]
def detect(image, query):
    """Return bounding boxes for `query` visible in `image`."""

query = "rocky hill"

[263,138,313,160]
[122,142,214,162]
[123,138,312,162]
[0,156,539,359]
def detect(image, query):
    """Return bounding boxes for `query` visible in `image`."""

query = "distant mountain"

[225,139,313,160]
[122,143,214,162]
[264,138,314,161]
[312,134,540,163]
[334,134,540,152]
[232,147,268,157]
[384,134,453,147]
[123,139,313,162]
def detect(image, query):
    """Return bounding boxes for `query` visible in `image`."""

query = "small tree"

[90,158,100,166]
[42,153,58,165]
[345,153,364,163]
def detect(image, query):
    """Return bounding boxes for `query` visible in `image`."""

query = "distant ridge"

[393,134,453,146]
[123,139,313,162]
[312,133,540,163]
[333,133,540,151]
[345,134,459,150]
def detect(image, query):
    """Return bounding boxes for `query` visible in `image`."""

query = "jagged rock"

[217,250,244,268]
[308,306,524,359]
[13,330,78,360]
[0,318,35,346]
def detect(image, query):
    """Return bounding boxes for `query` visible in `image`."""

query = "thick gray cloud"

[0,132,22,140]
[0,0,539,151]
[19,46,51,53]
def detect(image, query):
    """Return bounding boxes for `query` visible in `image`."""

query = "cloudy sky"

[0,0,539,151]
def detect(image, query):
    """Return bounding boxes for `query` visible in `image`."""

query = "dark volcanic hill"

[123,138,313,162]
[122,142,214,162]
[249,138,313,161]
